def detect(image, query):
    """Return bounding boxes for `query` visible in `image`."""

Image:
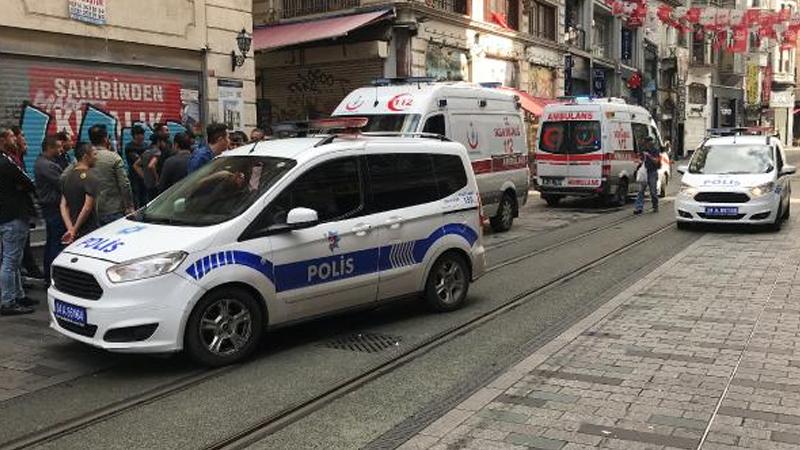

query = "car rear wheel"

[424,252,470,312]
[490,192,515,232]
[609,179,629,207]
[543,194,561,207]
[184,288,264,366]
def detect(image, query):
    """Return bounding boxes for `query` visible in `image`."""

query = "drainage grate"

[321,332,402,353]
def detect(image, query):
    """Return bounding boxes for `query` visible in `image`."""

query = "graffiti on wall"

[271,68,354,122]
[17,102,189,177]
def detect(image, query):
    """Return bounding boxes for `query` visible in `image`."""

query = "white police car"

[48,123,486,366]
[675,134,795,230]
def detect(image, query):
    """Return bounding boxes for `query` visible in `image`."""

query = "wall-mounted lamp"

[231,28,252,72]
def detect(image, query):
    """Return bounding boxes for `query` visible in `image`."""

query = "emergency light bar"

[557,96,627,105]
[706,127,772,137]
[372,77,437,86]
[310,117,369,131]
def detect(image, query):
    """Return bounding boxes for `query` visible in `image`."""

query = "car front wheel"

[184,288,264,366]
[424,252,470,312]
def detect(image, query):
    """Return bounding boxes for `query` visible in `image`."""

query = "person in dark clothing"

[158,132,193,192]
[60,143,100,244]
[55,130,75,170]
[35,136,66,286]
[0,126,37,315]
[136,134,168,202]
[125,125,149,208]
[9,126,45,281]
[634,136,662,214]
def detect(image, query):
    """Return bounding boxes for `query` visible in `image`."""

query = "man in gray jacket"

[87,124,134,225]
[34,135,66,286]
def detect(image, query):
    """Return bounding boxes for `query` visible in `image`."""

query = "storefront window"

[529,65,555,98]
[426,45,469,81]
[688,84,707,105]
[476,58,519,88]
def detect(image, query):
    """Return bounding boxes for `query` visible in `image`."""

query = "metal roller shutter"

[264,59,384,123]
[0,54,201,176]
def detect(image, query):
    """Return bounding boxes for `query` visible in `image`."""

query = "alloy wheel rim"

[435,260,466,304]
[199,298,252,356]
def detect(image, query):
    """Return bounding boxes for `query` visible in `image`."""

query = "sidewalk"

[402,225,800,449]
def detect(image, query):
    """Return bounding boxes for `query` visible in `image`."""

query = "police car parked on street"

[48,121,486,366]
[675,131,795,230]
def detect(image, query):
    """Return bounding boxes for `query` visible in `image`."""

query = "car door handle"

[352,223,372,236]
[385,217,403,230]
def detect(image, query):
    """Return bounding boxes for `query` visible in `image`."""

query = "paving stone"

[477,409,530,425]
[505,432,566,450]
[528,391,579,404]
[527,370,624,386]
[576,423,698,449]
[648,414,707,431]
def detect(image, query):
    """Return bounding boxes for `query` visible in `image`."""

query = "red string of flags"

[604,0,800,52]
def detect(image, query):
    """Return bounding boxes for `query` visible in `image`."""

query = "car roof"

[704,135,779,147]
[220,135,467,164]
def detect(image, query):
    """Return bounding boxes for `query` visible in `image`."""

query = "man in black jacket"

[0,126,36,315]
[35,135,66,287]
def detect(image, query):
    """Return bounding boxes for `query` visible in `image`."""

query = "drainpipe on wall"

[393,9,418,78]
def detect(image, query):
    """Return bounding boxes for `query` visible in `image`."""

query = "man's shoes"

[633,209,643,215]
[0,303,35,316]
[17,297,40,307]
[23,268,45,280]
[653,207,659,213]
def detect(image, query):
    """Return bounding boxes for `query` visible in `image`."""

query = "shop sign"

[218,79,244,131]
[69,0,107,26]
[621,29,633,61]
[761,65,772,105]
[746,63,760,105]
[592,69,607,97]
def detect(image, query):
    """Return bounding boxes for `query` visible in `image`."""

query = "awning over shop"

[793,107,800,115]
[499,87,558,117]
[253,10,393,51]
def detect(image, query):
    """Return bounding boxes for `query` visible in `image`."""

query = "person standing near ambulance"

[634,136,661,214]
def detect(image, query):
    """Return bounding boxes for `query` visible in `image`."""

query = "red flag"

[744,9,761,27]
[782,28,798,49]
[730,26,748,53]
[656,4,673,24]
[684,7,701,23]
[779,8,791,22]
[612,0,625,16]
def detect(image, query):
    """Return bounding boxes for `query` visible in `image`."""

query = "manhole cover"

[321,332,402,353]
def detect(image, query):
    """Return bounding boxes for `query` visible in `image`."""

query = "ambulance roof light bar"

[556,96,627,104]
[372,77,438,87]
[706,127,772,137]
[361,131,450,141]
[311,117,369,147]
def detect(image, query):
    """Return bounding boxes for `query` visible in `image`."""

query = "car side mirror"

[781,165,797,176]
[677,165,688,175]
[286,207,319,229]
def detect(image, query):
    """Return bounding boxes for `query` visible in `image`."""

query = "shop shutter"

[264,59,384,123]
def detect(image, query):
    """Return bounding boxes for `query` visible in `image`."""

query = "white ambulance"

[534,97,664,206]
[48,129,486,366]
[332,79,529,232]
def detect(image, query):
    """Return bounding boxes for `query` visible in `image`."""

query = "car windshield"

[352,114,421,133]
[130,156,296,226]
[689,144,774,175]
[539,121,602,154]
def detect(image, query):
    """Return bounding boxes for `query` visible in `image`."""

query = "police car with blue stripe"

[676,130,795,230]
[48,119,486,366]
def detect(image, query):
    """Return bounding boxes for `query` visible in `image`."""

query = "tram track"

[1,208,675,450]
[202,221,677,450]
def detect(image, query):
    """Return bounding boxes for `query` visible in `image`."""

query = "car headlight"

[750,182,775,198]
[680,183,698,197]
[106,251,188,283]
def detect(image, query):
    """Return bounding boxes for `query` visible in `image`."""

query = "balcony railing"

[565,26,586,51]
[419,0,468,14]
[279,0,468,19]
[280,0,361,19]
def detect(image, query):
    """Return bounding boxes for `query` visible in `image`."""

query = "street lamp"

[231,28,252,72]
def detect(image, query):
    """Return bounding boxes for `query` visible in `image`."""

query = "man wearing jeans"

[0,127,36,315]
[35,136,66,287]
[634,136,662,214]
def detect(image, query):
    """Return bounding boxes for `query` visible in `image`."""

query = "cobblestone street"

[405,219,800,449]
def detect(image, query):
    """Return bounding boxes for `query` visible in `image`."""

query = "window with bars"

[484,0,519,30]
[529,1,556,40]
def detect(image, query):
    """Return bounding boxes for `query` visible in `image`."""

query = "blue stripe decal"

[184,223,477,292]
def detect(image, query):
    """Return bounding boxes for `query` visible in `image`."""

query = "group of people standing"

[0,121,265,316]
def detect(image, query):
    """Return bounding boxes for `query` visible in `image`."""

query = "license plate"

[705,206,739,216]
[53,299,87,327]
[540,177,564,187]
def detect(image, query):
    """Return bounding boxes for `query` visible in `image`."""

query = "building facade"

[252,0,567,128]
[0,0,256,173]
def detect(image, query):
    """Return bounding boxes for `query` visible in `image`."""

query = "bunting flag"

[783,28,798,49]
[730,26,748,53]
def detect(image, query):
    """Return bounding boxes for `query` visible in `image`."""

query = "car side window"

[631,123,649,152]
[433,154,468,197]
[367,153,438,212]
[265,157,363,225]
[423,114,446,136]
